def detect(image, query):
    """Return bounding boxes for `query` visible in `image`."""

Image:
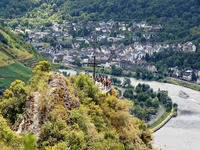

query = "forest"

[145,50,200,71]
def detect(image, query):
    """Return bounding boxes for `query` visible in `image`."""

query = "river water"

[60,69,200,150]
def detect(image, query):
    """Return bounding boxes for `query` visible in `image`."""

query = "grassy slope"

[0,62,33,88]
[0,25,42,88]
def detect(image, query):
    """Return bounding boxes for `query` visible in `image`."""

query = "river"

[60,69,200,150]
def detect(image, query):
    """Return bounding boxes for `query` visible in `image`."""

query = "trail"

[16,92,40,136]
[148,105,164,125]
[29,92,40,136]
[16,120,24,133]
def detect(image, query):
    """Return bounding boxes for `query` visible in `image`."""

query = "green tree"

[192,71,197,81]
[33,61,51,73]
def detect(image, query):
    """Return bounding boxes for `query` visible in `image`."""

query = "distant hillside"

[0,25,42,88]
[0,0,41,18]
[2,0,200,46]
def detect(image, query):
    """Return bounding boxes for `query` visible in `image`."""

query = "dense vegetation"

[67,0,200,45]
[0,0,41,19]
[146,50,200,71]
[123,84,173,121]
[134,68,163,81]
[0,61,153,150]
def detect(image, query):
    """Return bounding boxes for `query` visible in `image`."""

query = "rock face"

[16,92,41,136]
[17,72,80,137]
[48,72,80,110]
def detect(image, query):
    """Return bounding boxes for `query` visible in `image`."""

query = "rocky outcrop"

[16,72,80,137]
[48,72,80,110]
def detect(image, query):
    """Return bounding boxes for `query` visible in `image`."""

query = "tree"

[0,32,8,44]
[111,65,123,76]
[123,78,131,88]
[33,61,51,74]
[75,58,82,67]
[192,71,197,81]
[0,80,27,124]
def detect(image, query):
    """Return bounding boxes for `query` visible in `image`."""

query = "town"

[13,20,200,83]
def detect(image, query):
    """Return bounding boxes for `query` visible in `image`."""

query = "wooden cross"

[88,55,100,80]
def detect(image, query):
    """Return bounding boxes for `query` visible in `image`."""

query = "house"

[147,65,157,72]
[182,42,196,52]
[120,60,136,71]
[170,67,181,77]
[119,26,126,31]
[182,69,193,81]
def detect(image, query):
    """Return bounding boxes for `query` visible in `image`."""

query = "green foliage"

[33,61,51,74]
[74,58,82,67]
[75,73,100,103]
[0,80,27,124]
[40,118,68,147]
[0,73,153,150]
[0,0,41,18]
[123,84,165,122]
[0,114,22,149]
[0,32,8,44]
[111,65,123,76]
[123,78,132,88]
[0,25,42,88]
[23,134,37,150]
[134,67,163,81]
[146,50,200,71]
[110,77,121,86]
[157,90,172,112]
[0,62,33,89]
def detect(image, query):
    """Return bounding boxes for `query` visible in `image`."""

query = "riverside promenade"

[152,108,174,133]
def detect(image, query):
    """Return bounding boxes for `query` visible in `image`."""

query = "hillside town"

[13,20,200,83]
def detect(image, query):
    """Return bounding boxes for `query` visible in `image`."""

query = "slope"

[0,25,42,88]
[3,0,200,45]
[0,62,153,150]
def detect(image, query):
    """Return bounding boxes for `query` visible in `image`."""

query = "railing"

[96,81,111,94]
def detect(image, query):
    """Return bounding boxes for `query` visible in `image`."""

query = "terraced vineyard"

[0,25,42,89]
[0,62,33,88]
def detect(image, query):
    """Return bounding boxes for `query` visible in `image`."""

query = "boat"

[179,90,189,99]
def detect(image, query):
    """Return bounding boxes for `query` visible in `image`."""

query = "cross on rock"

[88,55,100,81]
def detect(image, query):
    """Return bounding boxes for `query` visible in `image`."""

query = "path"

[148,105,164,125]
[16,92,40,136]
[29,92,40,136]
[152,108,173,133]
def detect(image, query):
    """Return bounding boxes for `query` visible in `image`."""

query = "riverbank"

[162,78,200,91]
[59,65,200,92]
[151,108,173,133]
[149,103,172,131]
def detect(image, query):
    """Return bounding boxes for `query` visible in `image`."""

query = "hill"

[0,0,42,19]
[0,25,42,88]
[0,62,153,150]
[2,0,200,46]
